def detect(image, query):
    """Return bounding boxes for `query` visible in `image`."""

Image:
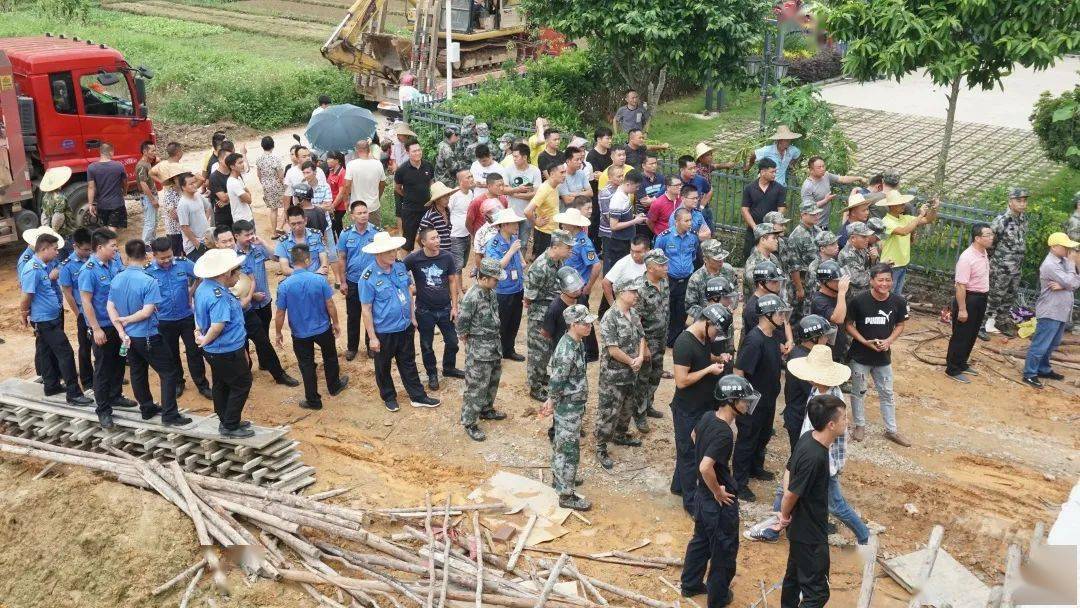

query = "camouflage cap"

[476,122,490,136]
[754,223,784,240]
[498,132,515,143]
[847,221,875,237]
[814,230,839,247]
[549,229,574,247]
[1007,186,1030,199]
[882,170,901,187]
[462,114,476,127]
[444,125,461,136]
[477,257,507,280]
[800,200,825,215]
[866,217,886,235]
[615,276,643,294]
[700,239,730,261]
[644,248,669,266]
[563,304,597,325]
[763,211,789,224]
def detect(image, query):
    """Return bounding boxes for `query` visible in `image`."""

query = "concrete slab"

[819,57,1080,130]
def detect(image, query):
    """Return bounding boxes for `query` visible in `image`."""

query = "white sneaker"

[985,315,1001,334]
[410,395,441,408]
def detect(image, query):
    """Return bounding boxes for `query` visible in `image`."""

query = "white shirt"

[177,192,211,253]
[344,156,385,210]
[283,164,327,202]
[605,253,646,285]
[470,159,505,199]
[448,188,474,238]
[609,188,632,213]
[503,164,542,215]
[311,106,327,118]
[226,175,253,222]
[473,222,497,254]
[398,85,424,105]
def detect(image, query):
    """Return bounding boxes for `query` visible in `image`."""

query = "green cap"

[644,248,669,266]
[549,229,574,247]
[563,304,597,325]
[701,239,730,261]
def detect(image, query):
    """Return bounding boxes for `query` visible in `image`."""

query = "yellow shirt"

[597,164,633,190]
[527,134,545,165]
[530,182,560,234]
[880,213,916,267]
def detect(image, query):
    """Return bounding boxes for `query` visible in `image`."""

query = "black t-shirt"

[623,144,647,170]
[87,160,128,210]
[537,150,563,177]
[394,160,435,212]
[403,249,457,310]
[208,170,232,221]
[694,412,737,499]
[810,291,850,362]
[543,297,572,343]
[741,293,786,345]
[586,148,612,197]
[846,290,909,366]
[735,327,782,402]
[786,432,831,544]
[672,330,717,413]
[783,344,812,430]
[741,180,787,225]
[303,208,329,232]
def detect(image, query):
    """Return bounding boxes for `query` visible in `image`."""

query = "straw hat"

[229,272,253,298]
[489,208,525,226]
[694,142,715,161]
[427,181,459,205]
[39,166,72,192]
[553,207,590,227]
[362,231,407,254]
[768,125,802,140]
[394,122,416,137]
[194,248,246,279]
[843,191,875,212]
[874,189,915,207]
[22,226,64,249]
[787,344,851,387]
[154,160,188,182]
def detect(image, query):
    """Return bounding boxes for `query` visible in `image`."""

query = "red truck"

[0,34,155,244]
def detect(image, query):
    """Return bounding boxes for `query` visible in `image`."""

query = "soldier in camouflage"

[765,210,803,308]
[805,230,839,297]
[434,127,462,186]
[836,221,876,293]
[457,258,507,442]
[985,186,1030,337]
[595,277,647,469]
[742,223,785,301]
[524,230,574,400]
[787,201,825,298]
[458,115,478,160]
[684,239,738,324]
[464,121,490,162]
[631,249,671,432]
[541,304,596,511]
[705,276,738,354]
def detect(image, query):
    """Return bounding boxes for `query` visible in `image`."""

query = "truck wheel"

[62,181,93,227]
[14,208,40,235]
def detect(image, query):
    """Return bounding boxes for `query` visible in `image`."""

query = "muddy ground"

[0,135,1076,607]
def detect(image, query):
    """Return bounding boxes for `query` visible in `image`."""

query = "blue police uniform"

[78,254,129,413]
[485,230,528,357]
[78,255,123,328]
[58,250,95,390]
[16,245,34,275]
[237,243,273,310]
[21,255,85,402]
[565,230,599,284]
[337,224,378,354]
[485,232,524,295]
[21,245,64,312]
[360,261,428,404]
[195,277,252,432]
[668,208,707,235]
[275,229,325,272]
[108,266,162,339]
[278,268,342,407]
[20,256,61,323]
[146,257,209,393]
[655,228,700,345]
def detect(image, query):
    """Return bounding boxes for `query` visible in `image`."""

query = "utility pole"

[445,0,453,99]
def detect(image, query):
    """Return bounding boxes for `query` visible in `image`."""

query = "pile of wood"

[0,433,681,608]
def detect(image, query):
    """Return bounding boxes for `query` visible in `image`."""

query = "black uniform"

[732,326,782,491]
[670,329,719,512]
[782,344,813,450]
[781,432,832,608]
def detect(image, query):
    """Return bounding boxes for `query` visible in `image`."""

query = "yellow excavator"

[322,0,536,110]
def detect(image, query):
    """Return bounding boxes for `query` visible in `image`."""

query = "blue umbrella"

[304,104,378,154]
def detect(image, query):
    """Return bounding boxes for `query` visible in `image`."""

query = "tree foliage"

[1030,85,1080,170]
[768,82,856,174]
[519,0,768,109]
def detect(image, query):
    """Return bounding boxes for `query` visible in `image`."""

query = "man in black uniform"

[670,304,731,513]
[680,374,760,607]
[782,315,835,450]
[733,293,789,501]
[741,261,794,352]
[808,260,850,363]
[779,394,848,608]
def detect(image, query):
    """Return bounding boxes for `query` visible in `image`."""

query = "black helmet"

[705,276,737,302]
[714,374,761,414]
[815,260,842,284]
[797,314,836,342]
[700,303,733,331]
[756,293,791,317]
[752,261,784,284]
[292,182,314,201]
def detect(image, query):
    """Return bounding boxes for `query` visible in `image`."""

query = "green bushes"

[37,0,89,21]
[1030,86,1080,170]
[766,82,856,174]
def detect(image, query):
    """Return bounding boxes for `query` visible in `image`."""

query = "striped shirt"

[420,207,452,251]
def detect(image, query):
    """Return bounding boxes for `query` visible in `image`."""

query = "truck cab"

[0,34,154,243]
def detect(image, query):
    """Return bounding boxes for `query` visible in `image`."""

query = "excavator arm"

[321,0,409,75]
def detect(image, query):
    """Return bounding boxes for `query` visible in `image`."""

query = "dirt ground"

[0,141,1076,607]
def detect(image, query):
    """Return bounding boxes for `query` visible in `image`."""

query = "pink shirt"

[954,245,990,293]
[647,193,678,235]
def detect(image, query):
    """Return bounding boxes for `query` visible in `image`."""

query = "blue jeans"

[890,266,907,295]
[415,306,459,378]
[141,195,158,243]
[770,474,869,545]
[1023,318,1066,378]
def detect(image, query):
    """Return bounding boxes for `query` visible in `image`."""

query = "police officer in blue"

[79,228,136,413]
[360,231,441,412]
[19,231,93,407]
[59,227,96,393]
[193,248,255,439]
[21,227,67,383]
[485,208,527,361]
[276,204,328,276]
[147,236,212,400]
[106,240,192,429]
[556,203,602,361]
[274,244,349,410]
[333,200,378,361]
[655,208,700,346]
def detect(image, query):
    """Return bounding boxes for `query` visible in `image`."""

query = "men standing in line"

[557,204,602,360]
[485,209,527,361]
[837,221,877,294]
[741,261,794,354]
[787,202,825,308]
[404,227,464,390]
[274,244,348,410]
[809,261,851,363]
[524,230,574,401]
[457,258,508,441]
[335,201,378,361]
[147,237,212,400]
[742,223,785,300]
[1022,233,1080,388]
[845,264,911,446]
[540,304,596,511]
[19,232,93,407]
[635,250,671,428]
[394,140,436,251]
[58,227,95,393]
[106,239,190,427]
[360,232,441,412]
[740,158,788,261]
[595,277,647,470]
[193,248,254,439]
[656,208,700,347]
[684,239,737,323]
[984,186,1030,338]
[945,223,993,383]
[836,191,879,250]
[79,229,135,419]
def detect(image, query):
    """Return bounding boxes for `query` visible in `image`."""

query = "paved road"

[819,56,1080,130]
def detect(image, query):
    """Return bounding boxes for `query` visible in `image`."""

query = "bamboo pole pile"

[1,433,681,608]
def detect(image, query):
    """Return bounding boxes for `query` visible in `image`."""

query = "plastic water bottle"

[119,338,130,358]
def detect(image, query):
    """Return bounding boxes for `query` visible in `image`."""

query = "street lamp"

[745,19,788,134]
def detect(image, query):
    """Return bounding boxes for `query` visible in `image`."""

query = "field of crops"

[101,0,348,41]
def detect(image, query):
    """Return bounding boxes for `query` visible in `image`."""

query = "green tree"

[519,0,767,113]
[820,0,1080,188]
[1030,85,1080,170]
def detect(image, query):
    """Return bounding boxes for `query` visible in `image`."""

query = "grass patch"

[647,89,760,156]
[0,6,358,129]
[1029,165,1080,214]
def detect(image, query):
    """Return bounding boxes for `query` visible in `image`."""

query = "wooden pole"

[425,493,437,608]
[1001,543,1022,608]
[534,553,569,608]
[507,514,537,570]
[473,511,483,608]
[151,559,208,596]
[907,525,945,608]
[985,585,1003,608]
[566,559,606,606]
[178,566,204,608]
[438,495,453,608]
[856,535,879,608]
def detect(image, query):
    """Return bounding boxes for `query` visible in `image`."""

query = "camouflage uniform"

[787,222,822,277]
[742,247,783,300]
[457,283,502,426]
[596,302,645,444]
[458,115,478,160]
[685,263,738,321]
[987,209,1029,329]
[837,243,871,292]
[549,333,588,496]
[435,139,459,186]
[524,250,563,396]
[464,122,490,161]
[805,254,831,296]
[633,271,670,426]
[38,191,75,238]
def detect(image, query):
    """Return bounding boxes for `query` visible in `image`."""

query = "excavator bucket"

[367,33,411,72]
